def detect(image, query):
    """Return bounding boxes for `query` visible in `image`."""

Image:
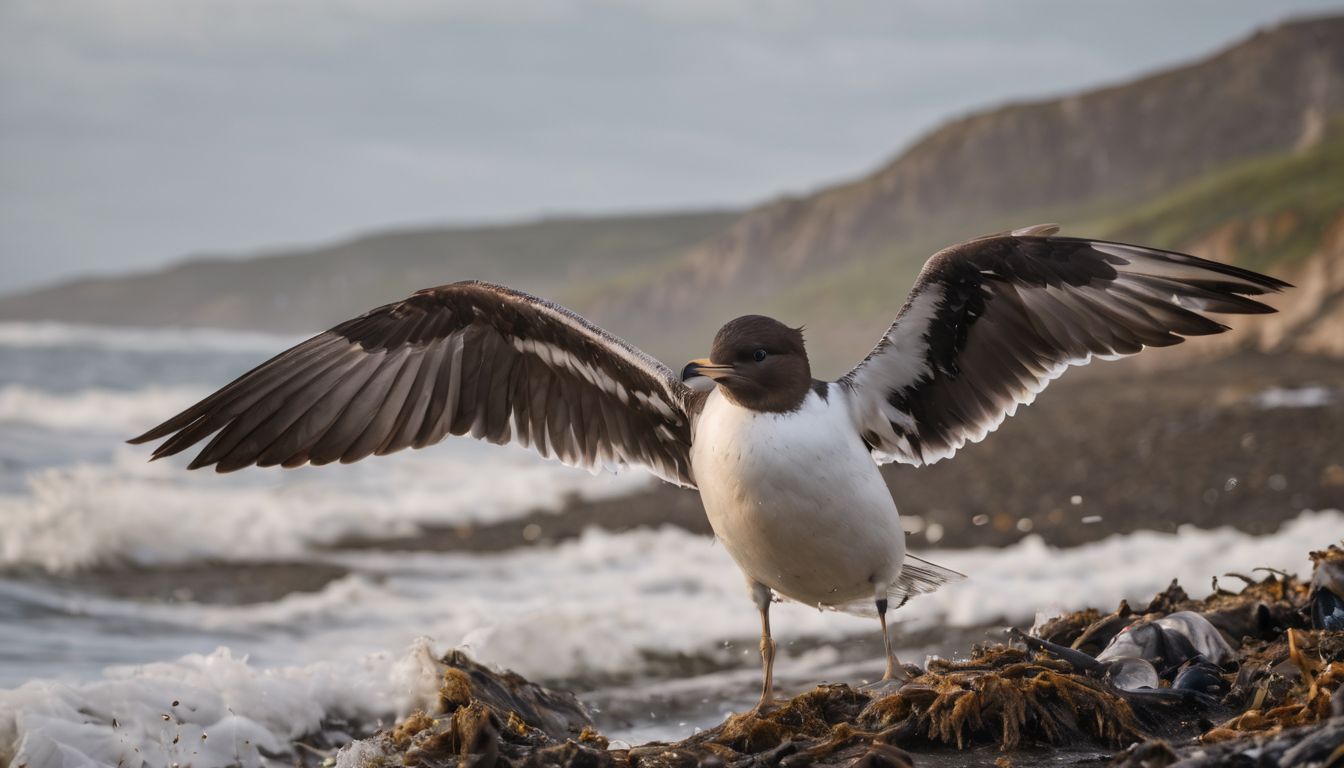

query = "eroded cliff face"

[1184,211,1344,358]
[593,16,1344,329]
[2,18,1341,367]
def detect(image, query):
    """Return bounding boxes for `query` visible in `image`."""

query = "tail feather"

[892,553,966,606]
[830,554,966,617]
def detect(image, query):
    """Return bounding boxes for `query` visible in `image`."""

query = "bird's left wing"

[129,281,702,486]
[839,225,1289,467]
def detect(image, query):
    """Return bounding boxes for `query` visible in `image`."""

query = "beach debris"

[1095,611,1235,669]
[335,650,607,767]
[1310,545,1344,631]
[1065,600,1136,655]
[1106,656,1161,692]
[340,545,1343,767]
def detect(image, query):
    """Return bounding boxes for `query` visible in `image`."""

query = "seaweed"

[343,545,1343,767]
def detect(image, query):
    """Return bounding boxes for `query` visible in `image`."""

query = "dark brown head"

[682,315,811,412]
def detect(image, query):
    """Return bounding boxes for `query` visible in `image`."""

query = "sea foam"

[0,443,651,573]
[0,385,208,433]
[0,321,297,354]
[0,639,442,768]
[3,511,1339,766]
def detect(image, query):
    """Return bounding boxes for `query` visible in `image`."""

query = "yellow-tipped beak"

[683,358,736,381]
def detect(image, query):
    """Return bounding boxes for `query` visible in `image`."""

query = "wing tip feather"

[127,420,183,445]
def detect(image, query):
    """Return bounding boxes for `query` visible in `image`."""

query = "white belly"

[690,386,906,607]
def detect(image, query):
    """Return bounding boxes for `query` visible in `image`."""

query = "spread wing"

[839,225,1290,467]
[129,281,702,486]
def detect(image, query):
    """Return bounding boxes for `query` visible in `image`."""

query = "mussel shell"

[1172,659,1229,696]
[1310,584,1344,631]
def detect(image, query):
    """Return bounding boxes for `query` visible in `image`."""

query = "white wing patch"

[510,337,631,402]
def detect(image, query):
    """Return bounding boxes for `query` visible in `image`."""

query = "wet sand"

[36,561,351,605]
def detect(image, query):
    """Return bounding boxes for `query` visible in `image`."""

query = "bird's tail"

[891,553,966,606]
[832,554,966,617]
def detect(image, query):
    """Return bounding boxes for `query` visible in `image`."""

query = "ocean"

[0,321,1338,766]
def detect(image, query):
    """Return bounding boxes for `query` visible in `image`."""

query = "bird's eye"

[752,348,768,362]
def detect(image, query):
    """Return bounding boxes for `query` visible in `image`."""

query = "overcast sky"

[1,0,1341,294]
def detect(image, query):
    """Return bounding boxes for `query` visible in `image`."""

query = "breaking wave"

[0,443,651,573]
[1,511,1339,767]
[0,385,208,433]
[0,321,297,353]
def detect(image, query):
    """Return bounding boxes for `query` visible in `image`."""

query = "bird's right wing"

[129,281,703,487]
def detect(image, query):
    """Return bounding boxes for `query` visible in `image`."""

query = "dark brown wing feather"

[840,225,1290,466]
[129,281,702,486]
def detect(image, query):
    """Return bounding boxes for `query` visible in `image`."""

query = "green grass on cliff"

[1086,123,1344,273]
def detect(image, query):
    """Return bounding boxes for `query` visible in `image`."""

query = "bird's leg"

[750,582,776,715]
[877,597,909,683]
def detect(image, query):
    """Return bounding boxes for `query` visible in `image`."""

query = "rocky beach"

[337,547,1344,767]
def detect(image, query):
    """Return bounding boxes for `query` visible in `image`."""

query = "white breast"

[690,386,906,607]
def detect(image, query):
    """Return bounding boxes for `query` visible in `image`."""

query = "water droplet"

[925,523,944,543]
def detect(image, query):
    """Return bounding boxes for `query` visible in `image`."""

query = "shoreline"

[17,349,1341,613]
[336,545,1344,767]
[329,351,1344,556]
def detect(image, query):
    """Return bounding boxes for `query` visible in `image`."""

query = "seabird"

[129,224,1288,712]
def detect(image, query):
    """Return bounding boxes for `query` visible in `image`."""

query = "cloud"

[0,0,1339,292]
